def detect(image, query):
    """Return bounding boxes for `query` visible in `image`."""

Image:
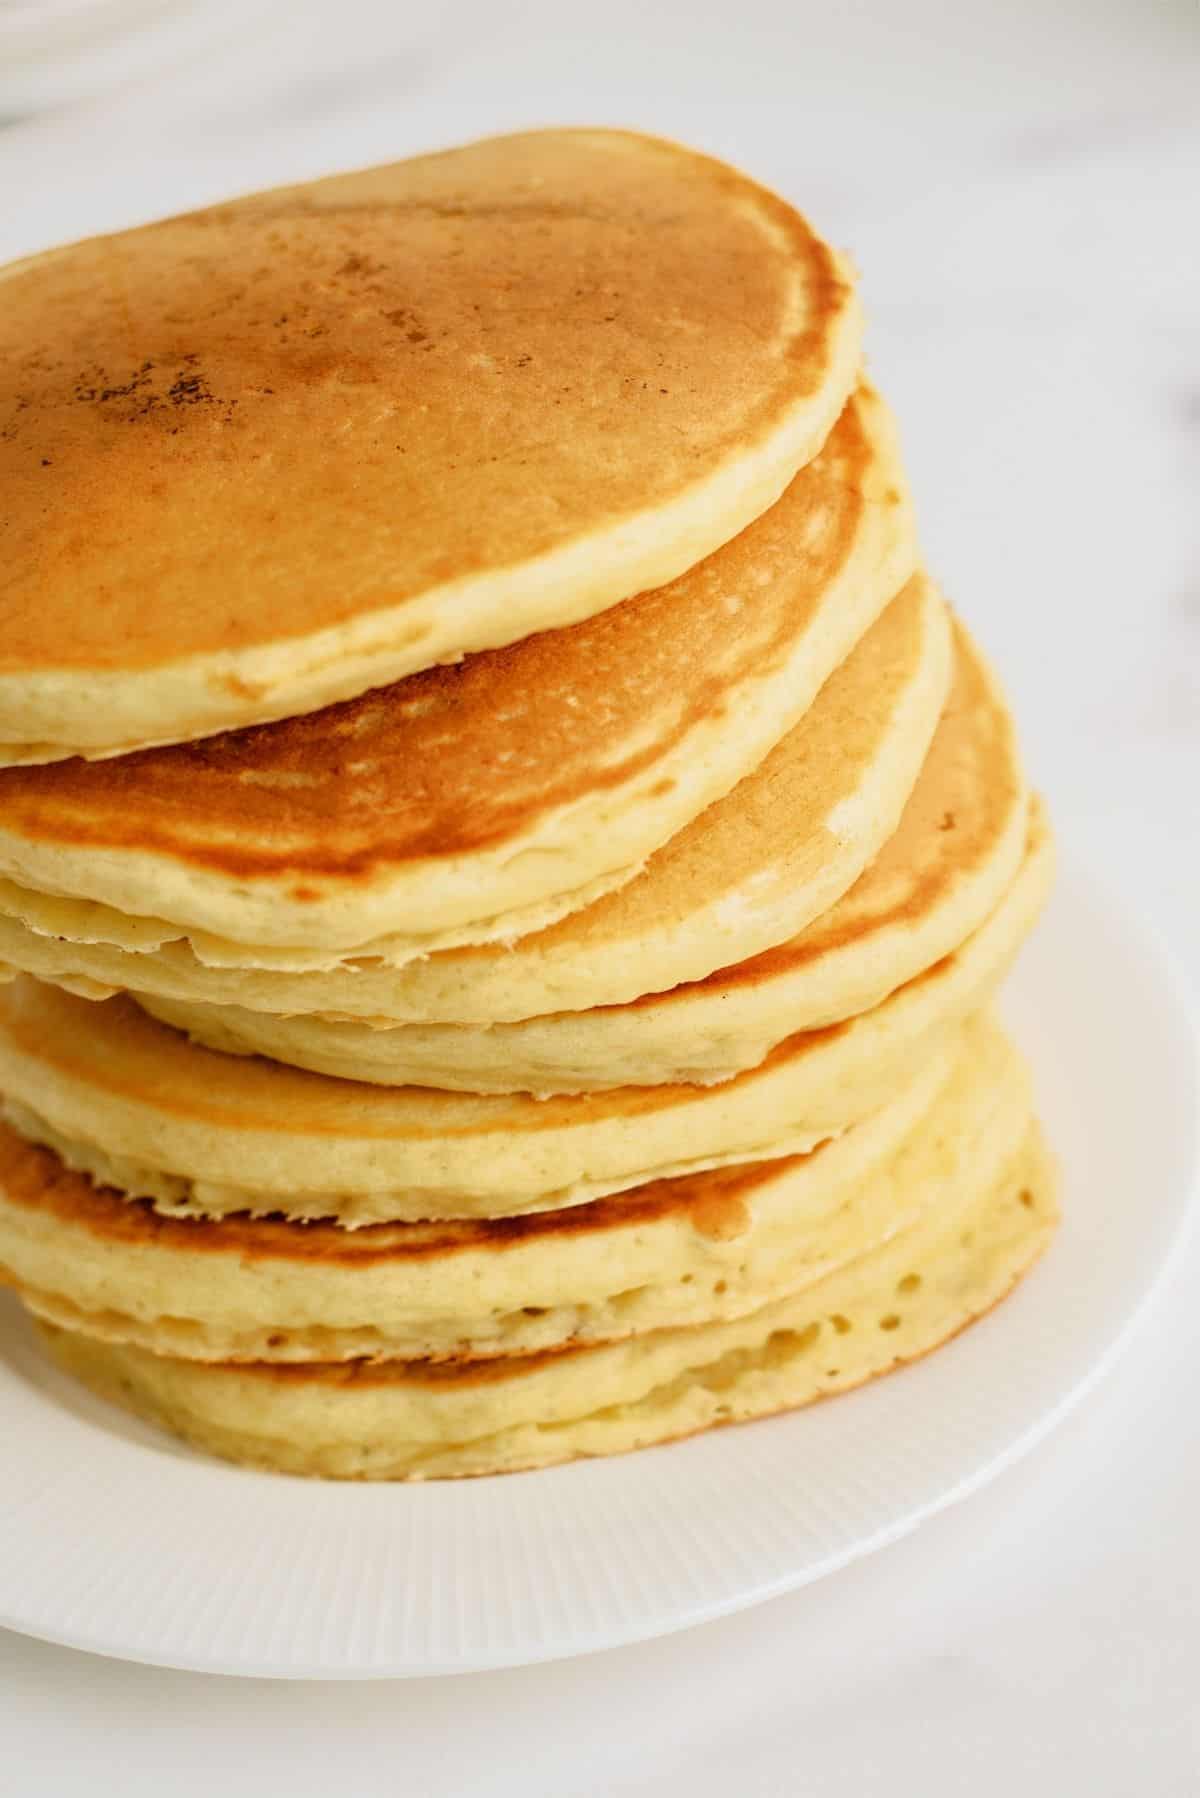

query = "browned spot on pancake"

[0,1110,821,1263]
[220,674,266,700]
[687,1187,753,1241]
[0,400,870,875]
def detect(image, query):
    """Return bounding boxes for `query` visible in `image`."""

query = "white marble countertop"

[2,2,1198,1790]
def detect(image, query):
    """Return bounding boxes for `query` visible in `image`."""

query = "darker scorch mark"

[70,352,240,426]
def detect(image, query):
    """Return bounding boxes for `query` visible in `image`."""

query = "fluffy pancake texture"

[0,390,915,962]
[0,129,862,763]
[0,817,1052,1224]
[146,613,1024,1093]
[2,131,1060,1487]
[32,1120,1058,1480]
[0,571,965,1031]
[0,1019,1024,1365]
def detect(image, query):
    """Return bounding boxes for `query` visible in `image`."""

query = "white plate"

[0,859,1194,1678]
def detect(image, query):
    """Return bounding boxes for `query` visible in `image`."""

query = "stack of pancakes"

[0,129,1057,1480]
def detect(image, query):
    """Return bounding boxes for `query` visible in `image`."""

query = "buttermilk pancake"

[149,614,1025,1093]
[0,129,862,764]
[0,826,1052,1224]
[0,1019,1025,1364]
[0,389,915,965]
[0,567,951,1023]
[31,1122,1058,1479]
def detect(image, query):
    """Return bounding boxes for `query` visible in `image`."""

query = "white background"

[1,1,1197,1790]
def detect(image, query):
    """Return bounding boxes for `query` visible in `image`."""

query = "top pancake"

[0,386,914,960]
[0,128,862,763]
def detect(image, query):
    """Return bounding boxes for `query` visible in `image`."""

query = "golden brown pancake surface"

[691,612,1027,994]
[0,130,862,761]
[0,393,892,881]
[0,1111,813,1264]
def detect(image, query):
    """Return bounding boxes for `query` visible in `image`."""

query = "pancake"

[30,1122,1058,1478]
[0,129,862,764]
[0,390,916,963]
[0,819,1053,1224]
[148,616,1022,1093]
[0,1019,1025,1364]
[0,579,990,1039]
